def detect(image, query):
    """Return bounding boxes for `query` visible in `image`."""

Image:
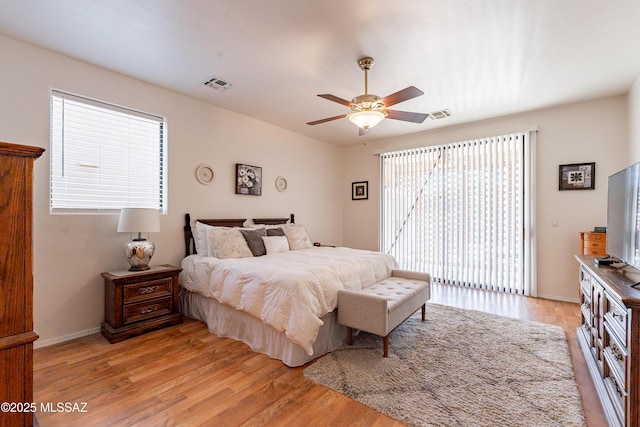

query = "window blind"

[381,132,532,295]
[50,91,166,213]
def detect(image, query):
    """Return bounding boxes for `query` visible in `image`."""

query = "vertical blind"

[381,132,531,295]
[50,90,166,213]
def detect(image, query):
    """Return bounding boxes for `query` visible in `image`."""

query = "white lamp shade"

[348,110,385,129]
[117,208,160,233]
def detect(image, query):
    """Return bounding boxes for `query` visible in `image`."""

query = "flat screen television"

[607,162,640,269]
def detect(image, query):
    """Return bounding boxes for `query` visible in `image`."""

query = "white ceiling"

[1,0,640,146]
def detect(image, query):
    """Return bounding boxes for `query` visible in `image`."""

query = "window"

[50,90,166,213]
[380,132,535,295]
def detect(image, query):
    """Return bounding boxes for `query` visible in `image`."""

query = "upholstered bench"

[337,269,431,357]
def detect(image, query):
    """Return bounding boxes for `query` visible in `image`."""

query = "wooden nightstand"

[101,264,183,343]
[578,231,607,256]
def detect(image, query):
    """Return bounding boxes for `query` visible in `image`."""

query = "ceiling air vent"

[429,109,452,120]
[204,76,232,92]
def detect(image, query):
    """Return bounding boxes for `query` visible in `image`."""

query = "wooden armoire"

[0,142,44,427]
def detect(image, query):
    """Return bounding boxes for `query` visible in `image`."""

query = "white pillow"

[281,224,313,250]
[194,221,210,256]
[262,236,290,254]
[206,227,253,259]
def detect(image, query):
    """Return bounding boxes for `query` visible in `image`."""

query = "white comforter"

[180,246,397,355]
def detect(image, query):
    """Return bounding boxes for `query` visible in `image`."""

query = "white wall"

[0,35,343,346]
[342,96,629,302]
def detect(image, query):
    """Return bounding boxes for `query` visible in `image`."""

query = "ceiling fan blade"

[317,94,352,107]
[381,86,424,107]
[306,114,348,126]
[384,109,429,123]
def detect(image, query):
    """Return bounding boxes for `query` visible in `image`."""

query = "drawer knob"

[138,285,160,295]
[139,304,159,314]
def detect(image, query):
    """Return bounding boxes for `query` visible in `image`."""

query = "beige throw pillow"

[281,224,313,250]
[206,227,253,259]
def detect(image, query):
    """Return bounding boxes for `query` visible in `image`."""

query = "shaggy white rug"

[304,303,586,427]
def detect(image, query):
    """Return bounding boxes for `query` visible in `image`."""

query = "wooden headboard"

[183,213,295,257]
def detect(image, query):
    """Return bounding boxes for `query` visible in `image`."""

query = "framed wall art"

[236,163,262,195]
[352,181,368,200]
[559,162,595,191]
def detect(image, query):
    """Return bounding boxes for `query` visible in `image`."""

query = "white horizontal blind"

[381,133,528,294]
[50,91,166,213]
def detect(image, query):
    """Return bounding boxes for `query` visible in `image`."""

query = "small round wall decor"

[195,164,215,185]
[275,176,288,192]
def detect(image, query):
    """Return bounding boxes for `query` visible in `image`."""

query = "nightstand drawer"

[584,233,606,242]
[124,277,172,304]
[585,240,606,250]
[583,247,606,256]
[124,296,172,324]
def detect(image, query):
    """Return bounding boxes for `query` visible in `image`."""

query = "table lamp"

[117,208,160,271]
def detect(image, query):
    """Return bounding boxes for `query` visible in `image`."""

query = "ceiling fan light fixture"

[348,110,386,129]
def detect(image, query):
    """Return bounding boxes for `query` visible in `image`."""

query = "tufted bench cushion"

[338,269,431,357]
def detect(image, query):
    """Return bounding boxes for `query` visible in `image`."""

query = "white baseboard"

[536,293,580,304]
[34,327,101,349]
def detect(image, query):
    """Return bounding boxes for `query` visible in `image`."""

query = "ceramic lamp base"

[124,238,155,271]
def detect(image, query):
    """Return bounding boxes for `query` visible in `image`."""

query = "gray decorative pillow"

[240,228,267,256]
[266,227,285,237]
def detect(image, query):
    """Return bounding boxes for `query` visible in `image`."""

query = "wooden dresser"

[579,231,607,256]
[0,142,44,427]
[576,255,640,427]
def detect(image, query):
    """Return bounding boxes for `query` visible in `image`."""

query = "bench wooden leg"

[422,303,426,321]
[346,327,353,345]
[383,335,389,357]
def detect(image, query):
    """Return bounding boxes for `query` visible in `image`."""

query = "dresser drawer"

[579,266,591,294]
[604,292,628,345]
[604,322,627,389]
[604,373,627,427]
[124,296,172,324]
[123,277,172,304]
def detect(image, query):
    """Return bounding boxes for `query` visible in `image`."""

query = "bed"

[179,213,398,366]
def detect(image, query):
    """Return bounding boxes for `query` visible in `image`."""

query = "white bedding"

[180,246,397,355]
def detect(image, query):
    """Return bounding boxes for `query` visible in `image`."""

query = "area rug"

[304,303,586,427]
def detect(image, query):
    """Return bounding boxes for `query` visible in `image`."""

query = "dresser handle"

[139,304,159,314]
[611,311,625,322]
[138,285,159,295]
[610,343,624,361]
[610,375,623,397]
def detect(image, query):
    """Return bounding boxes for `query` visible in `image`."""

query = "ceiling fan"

[306,57,429,136]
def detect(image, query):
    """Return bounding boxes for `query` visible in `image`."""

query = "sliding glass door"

[380,132,534,295]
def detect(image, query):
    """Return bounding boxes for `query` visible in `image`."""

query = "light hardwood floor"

[33,283,606,426]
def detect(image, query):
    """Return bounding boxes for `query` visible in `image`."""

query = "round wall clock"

[275,176,288,192]
[195,164,215,185]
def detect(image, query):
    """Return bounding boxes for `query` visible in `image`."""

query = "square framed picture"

[352,181,368,200]
[236,163,262,195]
[559,162,595,191]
